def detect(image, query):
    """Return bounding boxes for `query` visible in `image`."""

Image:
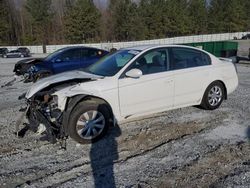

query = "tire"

[201,81,225,110]
[68,101,111,144]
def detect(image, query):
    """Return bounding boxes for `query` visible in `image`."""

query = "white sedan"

[25,45,238,144]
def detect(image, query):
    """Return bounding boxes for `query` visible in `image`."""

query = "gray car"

[0,48,8,57]
[3,47,31,58]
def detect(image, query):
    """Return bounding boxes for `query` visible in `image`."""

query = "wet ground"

[0,45,249,188]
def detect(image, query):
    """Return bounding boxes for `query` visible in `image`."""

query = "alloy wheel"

[208,86,222,106]
[76,110,105,140]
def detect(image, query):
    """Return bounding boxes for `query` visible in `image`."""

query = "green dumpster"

[184,41,238,58]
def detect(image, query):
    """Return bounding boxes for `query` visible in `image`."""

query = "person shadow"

[247,126,250,141]
[90,124,121,188]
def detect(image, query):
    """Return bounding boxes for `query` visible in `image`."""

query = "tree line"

[0,0,249,46]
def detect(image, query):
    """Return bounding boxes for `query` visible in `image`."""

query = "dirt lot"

[0,45,249,188]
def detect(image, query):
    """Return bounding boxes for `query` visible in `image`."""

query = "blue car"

[14,46,109,82]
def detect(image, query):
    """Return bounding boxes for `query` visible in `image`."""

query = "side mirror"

[55,58,62,63]
[125,68,143,78]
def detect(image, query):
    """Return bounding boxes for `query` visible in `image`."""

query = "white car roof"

[124,44,197,51]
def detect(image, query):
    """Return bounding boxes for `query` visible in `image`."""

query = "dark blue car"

[14,46,109,82]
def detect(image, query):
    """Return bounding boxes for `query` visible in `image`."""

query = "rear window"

[170,47,211,70]
[18,48,29,52]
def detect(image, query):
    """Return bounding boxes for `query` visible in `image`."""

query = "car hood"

[25,70,103,99]
[16,58,44,65]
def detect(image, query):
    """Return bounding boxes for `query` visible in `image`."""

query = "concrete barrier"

[2,31,249,54]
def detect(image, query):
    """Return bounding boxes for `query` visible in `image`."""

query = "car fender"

[61,94,114,136]
[61,94,87,136]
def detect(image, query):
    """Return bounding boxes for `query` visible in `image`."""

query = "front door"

[118,48,174,117]
[52,48,82,73]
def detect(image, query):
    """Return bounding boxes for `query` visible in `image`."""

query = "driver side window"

[57,49,82,62]
[129,48,168,75]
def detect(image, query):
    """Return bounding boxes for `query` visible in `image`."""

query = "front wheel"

[68,101,111,144]
[201,81,225,110]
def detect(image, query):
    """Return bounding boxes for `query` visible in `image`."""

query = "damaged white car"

[21,45,238,144]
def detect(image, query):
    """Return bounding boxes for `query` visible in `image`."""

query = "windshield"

[84,50,140,76]
[44,48,65,61]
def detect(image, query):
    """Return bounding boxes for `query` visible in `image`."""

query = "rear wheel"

[201,81,225,110]
[68,101,111,144]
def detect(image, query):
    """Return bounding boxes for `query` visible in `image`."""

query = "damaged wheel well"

[218,80,227,100]
[79,96,114,118]
[62,95,114,137]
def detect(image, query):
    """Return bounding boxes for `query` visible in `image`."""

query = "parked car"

[249,48,250,60]
[21,45,238,144]
[241,34,250,40]
[4,47,30,58]
[17,47,31,57]
[234,47,250,63]
[14,46,109,82]
[0,48,8,57]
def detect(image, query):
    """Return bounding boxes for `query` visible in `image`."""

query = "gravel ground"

[0,45,249,188]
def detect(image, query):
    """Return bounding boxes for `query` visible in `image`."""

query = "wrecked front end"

[13,58,45,83]
[14,58,43,75]
[16,70,103,145]
[24,91,63,143]
[23,65,40,83]
[17,86,70,145]
[20,82,84,145]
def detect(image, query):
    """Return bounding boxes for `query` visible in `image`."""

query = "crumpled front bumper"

[16,103,60,144]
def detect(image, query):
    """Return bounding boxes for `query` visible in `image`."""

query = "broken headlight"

[28,65,38,73]
[43,95,61,123]
[51,95,58,108]
[43,94,58,107]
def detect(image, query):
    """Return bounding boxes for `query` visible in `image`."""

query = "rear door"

[52,48,82,73]
[169,47,212,107]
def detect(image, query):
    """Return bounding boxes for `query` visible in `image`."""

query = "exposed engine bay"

[17,78,93,146]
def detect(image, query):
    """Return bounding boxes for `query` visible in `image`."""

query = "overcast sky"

[93,0,109,9]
